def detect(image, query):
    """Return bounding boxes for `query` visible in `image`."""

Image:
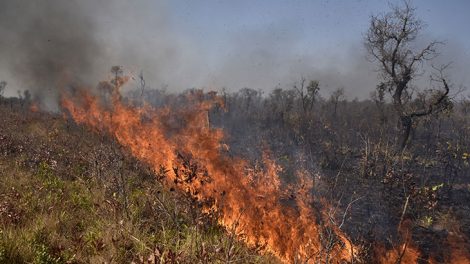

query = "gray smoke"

[0,0,106,110]
[0,1,467,107]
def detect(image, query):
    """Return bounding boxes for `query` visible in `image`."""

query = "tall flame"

[60,76,470,263]
[60,77,353,263]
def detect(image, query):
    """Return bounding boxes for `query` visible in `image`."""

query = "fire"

[376,243,421,264]
[29,102,39,112]
[375,233,470,264]
[446,233,470,264]
[60,76,354,263]
[59,74,470,263]
[375,225,421,264]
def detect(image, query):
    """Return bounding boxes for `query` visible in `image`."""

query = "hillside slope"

[0,102,277,263]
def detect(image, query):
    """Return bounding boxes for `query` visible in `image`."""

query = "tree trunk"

[400,115,412,150]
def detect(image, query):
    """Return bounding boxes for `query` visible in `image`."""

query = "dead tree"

[329,87,345,118]
[365,1,452,150]
[294,77,320,114]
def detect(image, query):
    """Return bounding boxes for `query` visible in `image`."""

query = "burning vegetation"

[1,1,470,263]
[56,66,470,263]
[60,73,356,263]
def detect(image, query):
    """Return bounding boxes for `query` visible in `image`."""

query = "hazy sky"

[165,0,470,97]
[1,0,469,99]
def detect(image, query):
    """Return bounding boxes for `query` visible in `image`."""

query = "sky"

[1,0,469,100]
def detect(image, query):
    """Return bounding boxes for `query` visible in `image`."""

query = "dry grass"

[0,103,278,264]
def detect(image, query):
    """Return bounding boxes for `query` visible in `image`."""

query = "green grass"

[0,104,278,264]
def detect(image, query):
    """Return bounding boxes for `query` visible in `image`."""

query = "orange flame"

[29,102,39,112]
[61,75,470,264]
[60,77,354,263]
[446,233,470,264]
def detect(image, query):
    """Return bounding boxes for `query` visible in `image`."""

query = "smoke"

[0,0,468,108]
[202,25,379,99]
[0,0,205,109]
[0,0,107,110]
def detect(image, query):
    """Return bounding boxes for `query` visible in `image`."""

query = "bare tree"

[329,87,345,118]
[138,70,146,96]
[365,1,451,149]
[111,65,124,87]
[294,77,320,113]
[370,83,387,124]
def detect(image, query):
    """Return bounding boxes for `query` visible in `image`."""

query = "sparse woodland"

[124,74,470,262]
[1,1,469,264]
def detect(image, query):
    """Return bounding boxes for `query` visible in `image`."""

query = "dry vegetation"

[0,101,277,264]
[1,78,470,263]
[1,2,469,263]
[200,84,470,262]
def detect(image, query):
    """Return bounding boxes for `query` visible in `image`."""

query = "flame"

[375,233,470,264]
[30,102,39,112]
[59,75,469,263]
[446,233,470,264]
[375,239,421,264]
[372,217,470,264]
[60,76,353,263]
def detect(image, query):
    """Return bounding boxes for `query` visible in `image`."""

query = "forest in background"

[1,1,469,263]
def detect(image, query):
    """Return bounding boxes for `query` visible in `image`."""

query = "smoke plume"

[0,0,467,107]
[0,0,106,110]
